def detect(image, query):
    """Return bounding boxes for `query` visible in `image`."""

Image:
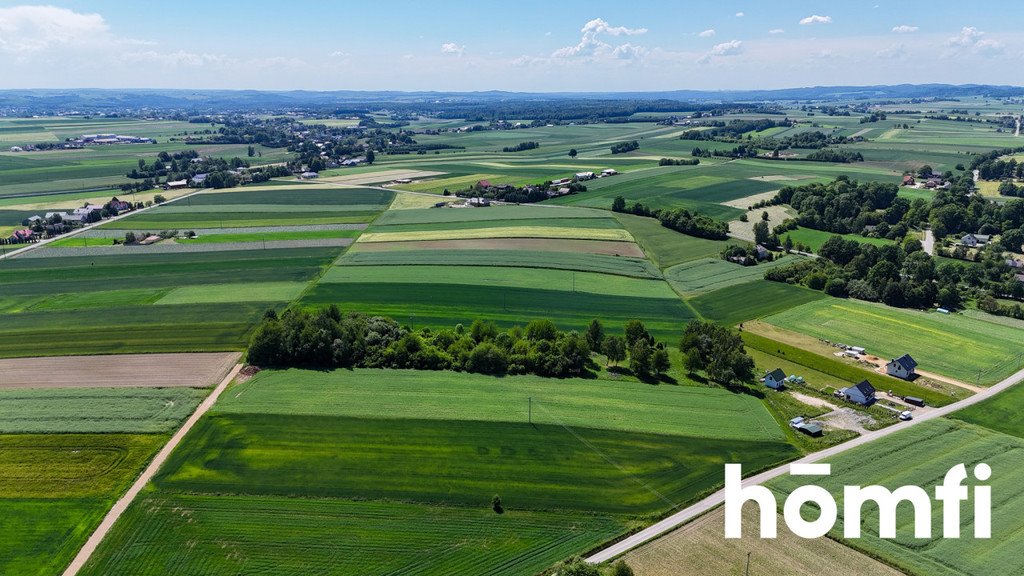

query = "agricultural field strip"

[318,265,677,299]
[359,226,634,243]
[665,256,804,296]
[0,352,239,388]
[585,363,1024,564]
[337,249,661,279]
[147,203,385,213]
[217,368,784,442]
[21,238,353,258]
[59,363,243,576]
[69,224,368,238]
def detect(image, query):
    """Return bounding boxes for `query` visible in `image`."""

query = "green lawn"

[221,368,784,441]
[951,382,1024,439]
[764,299,1024,384]
[781,227,896,251]
[666,256,805,297]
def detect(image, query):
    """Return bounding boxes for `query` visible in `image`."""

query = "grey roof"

[798,422,823,434]
[767,368,786,382]
[853,380,876,396]
[891,354,917,370]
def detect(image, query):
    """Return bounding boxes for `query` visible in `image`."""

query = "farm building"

[191,173,209,185]
[886,354,918,380]
[837,380,876,406]
[165,179,187,189]
[901,175,915,186]
[466,197,491,207]
[789,417,823,437]
[299,171,319,180]
[764,368,786,390]
[601,168,619,176]
[574,172,595,181]
[9,146,23,152]
[961,233,991,247]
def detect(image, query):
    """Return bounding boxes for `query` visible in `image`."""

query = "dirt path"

[586,364,1024,564]
[858,355,984,394]
[60,363,242,576]
[789,391,836,410]
[922,229,935,256]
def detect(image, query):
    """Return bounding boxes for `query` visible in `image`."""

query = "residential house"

[467,197,491,207]
[764,368,786,390]
[901,175,915,186]
[107,198,132,212]
[838,380,877,406]
[961,233,991,247]
[190,173,208,185]
[755,244,770,260]
[9,229,34,243]
[601,168,618,177]
[575,172,595,181]
[9,146,23,152]
[1015,273,1024,283]
[299,171,319,180]
[886,354,918,380]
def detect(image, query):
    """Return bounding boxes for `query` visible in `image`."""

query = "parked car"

[899,411,913,421]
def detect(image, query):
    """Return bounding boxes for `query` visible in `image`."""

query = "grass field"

[156,414,795,515]
[951,382,1024,439]
[221,368,785,441]
[666,256,805,297]
[613,212,735,269]
[764,299,1024,385]
[690,280,828,325]
[781,227,896,251]
[0,387,207,433]
[0,433,165,576]
[79,494,628,576]
[769,418,1024,576]
[154,281,308,305]
[339,248,660,278]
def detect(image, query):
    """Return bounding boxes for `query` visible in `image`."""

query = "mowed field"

[304,205,697,339]
[770,418,1024,576]
[764,298,1024,385]
[79,368,797,575]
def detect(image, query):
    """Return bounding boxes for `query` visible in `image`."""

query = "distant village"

[9,133,155,153]
[3,197,141,246]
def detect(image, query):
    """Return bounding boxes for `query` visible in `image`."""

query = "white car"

[899,411,913,421]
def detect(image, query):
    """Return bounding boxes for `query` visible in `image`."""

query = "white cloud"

[768,28,785,35]
[440,42,465,56]
[735,12,745,17]
[0,5,129,53]
[946,26,983,46]
[891,25,918,34]
[329,50,351,59]
[875,43,907,59]
[552,18,648,60]
[799,15,832,25]
[698,29,716,38]
[944,27,1005,57]
[698,39,743,63]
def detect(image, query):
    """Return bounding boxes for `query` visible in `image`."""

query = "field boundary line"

[60,362,243,576]
[586,364,1024,564]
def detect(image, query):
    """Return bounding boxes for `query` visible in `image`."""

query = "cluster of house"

[901,174,951,190]
[69,134,155,146]
[6,198,133,244]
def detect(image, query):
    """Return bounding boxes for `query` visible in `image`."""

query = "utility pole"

[528,397,532,424]
[745,551,751,576]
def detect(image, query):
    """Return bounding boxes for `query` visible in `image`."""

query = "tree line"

[612,196,729,240]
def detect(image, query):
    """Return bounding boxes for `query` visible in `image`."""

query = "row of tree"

[612,196,729,240]
[247,309,673,379]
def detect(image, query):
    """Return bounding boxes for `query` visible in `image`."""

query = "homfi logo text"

[724,463,991,539]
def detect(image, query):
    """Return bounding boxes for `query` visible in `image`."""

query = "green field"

[690,280,828,325]
[0,387,208,433]
[155,281,308,305]
[613,212,735,269]
[781,227,896,251]
[221,368,784,441]
[339,248,661,278]
[666,256,805,296]
[0,433,165,576]
[770,419,1024,576]
[764,299,1024,384]
[79,495,627,576]
[951,382,1024,438]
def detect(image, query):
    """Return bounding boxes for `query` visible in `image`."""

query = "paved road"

[587,364,1024,564]
[60,363,242,576]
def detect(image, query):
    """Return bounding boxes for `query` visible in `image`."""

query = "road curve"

[60,363,243,576]
[587,364,1024,564]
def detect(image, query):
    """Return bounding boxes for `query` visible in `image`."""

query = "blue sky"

[0,1,1021,91]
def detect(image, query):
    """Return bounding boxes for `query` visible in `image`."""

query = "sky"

[0,1,1022,92]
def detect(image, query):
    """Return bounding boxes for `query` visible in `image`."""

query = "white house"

[961,233,991,247]
[764,368,786,390]
[574,172,595,181]
[886,354,918,380]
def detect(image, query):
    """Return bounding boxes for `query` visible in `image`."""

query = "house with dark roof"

[764,368,786,390]
[886,354,918,380]
[838,380,876,406]
[961,233,991,247]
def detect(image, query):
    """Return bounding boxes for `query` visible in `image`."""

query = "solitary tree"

[568,148,578,159]
[366,149,376,164]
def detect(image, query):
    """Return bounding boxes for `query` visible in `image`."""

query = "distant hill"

[1,84,1022,113]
